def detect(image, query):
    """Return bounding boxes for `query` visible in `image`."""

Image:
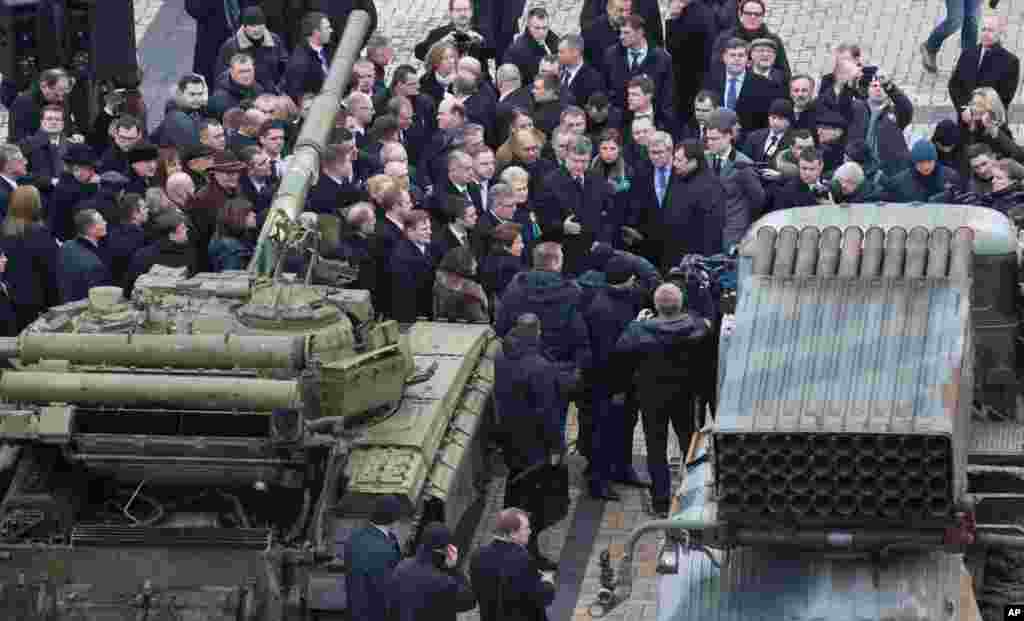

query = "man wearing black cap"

[345,495,403,621]
[386,522,476,620]
[740,98,792,162]
[214,7,289,94]
[124,143,159,195]
[51,143,100,241]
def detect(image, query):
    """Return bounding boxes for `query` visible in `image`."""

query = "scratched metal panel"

[717,277,968,437]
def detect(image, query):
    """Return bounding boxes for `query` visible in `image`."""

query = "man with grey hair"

[536,134,616,276]
[949,15,1020,112]
[615,280,713,516]
[473,180,519,259]
[557,33,605,108]
[451,73,497,148]
[429,150,482,226]
[495,64,533,144]
[832,161,871,202]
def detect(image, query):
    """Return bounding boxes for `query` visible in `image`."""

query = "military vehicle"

[591,205,1024,621]
[0,10,498,619]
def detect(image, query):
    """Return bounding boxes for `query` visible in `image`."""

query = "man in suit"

[345,495,403,621]
[624,130,673,272]
[949,15,1021,114]
[280,12,334,105]
[531,74,566,139]
[307,143,368,215]
[535,134,618,277]
[21,105,69,188]
[789,74,818,133]
[0,145,26,219]
[602,15,675,123]
[236,146,277,215]
[416,99,466,194]
[470,508,557,619]
[477,0,528,65]
[740,98,793,162]
[429,150,482,229]
[580,0,664,47]
[702,37,785,138]
[451,73,498,149]
[678,90,720,143]
[557,34,605,108]
[624,75,675,141]
[504,7,562,87]
[414,0,493,65]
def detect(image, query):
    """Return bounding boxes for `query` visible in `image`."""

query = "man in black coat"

[9,68,78,145]
[557,34,606,109]
[20,105,69,189]
[50,144,99,242]
[772,148,827,212]
[949,15,1021,113]
[703,38,785,137]
[208,55,266,122]
[582,0,626,79]
[666,0,717,126]
[530,75,566,139]
[213,8,289,94]
[281,12,335,105]
[470,508,557,620]
[492,315,567,571]
[740,98,793,162]
[306,0,378,49]
[534,135,619,277]
[602,16,675,120]
[710,0,792,85]
[503,7,561,86]
[582,256,654,501]
[236,146,277,214]
[414,0,493,65]
[385,522,476,621]
[615,281,712,516]
[307,143,368,215]
[185,0,257,86]
[580,0,663,47]
[124,211,198,294]
[345,496,403,621]
[477,0,527,64]
[57,208,112,303]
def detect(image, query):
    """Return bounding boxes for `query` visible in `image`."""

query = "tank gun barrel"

[0,371,300,411]
[248,10,373,275]
[15,333,307,370]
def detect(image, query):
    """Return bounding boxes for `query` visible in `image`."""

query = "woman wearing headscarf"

[433,245,488,323]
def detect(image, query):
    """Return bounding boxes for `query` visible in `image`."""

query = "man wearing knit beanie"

[879,139,962,202]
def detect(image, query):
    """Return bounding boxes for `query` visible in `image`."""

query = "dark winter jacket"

[207,73,266,122]
[389,238,441,322]
[881,165,961,203]
[584,284,649,386]
[503,31,562,86]
[614,312,711,398]
[710,24,792,86]
[208,235,254,272]
[102,222,147,287]
[479,249,523,301]
[495,270,592,371]
[660,168,727,270]
[866,86,914,176]
[153,100,206,149]
[469,538,555,621]
[57,237,113,303]
[214,28,289,93]
[493,329,565,470]
[344,525,401,621]
[0,225,60,329]
[9,84,77,145]
[385,525,476,621]
[50,173,98,241]
[185,0,256,85]
[433,268,489,323]
[125,237,198,294]
[281,43,333,104]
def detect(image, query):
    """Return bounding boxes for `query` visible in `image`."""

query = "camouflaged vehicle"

[593,205,1024,621]
[0,10,498,619]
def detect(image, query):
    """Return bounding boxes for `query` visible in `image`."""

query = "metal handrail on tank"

[247,10,373,276]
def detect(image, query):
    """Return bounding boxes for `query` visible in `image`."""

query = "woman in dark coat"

[390,210,441,322]
[590,129,633,247]
[0,186,60,330]
[0,251,18,337]
[433,246,488,323]
[479,222,525,308]
[208,198,258,271]
[419,42,458,105]
[661,139,726,271]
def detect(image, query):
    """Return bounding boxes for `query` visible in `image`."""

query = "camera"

[451,31,474,55]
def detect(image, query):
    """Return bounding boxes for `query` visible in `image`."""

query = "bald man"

[949,15,1020,113]
[614,281,712,517]
[470,507,557,616]
[165,172,196,210]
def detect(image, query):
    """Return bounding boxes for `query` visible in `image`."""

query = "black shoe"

[651,498,670,518]
[589,483,621,502]
[613,468,652,489]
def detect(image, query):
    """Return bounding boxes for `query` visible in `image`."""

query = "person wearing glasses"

[710,0,792,87]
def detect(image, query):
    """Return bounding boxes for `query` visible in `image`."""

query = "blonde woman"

[420,42,459,104]
[963,87,1024,161]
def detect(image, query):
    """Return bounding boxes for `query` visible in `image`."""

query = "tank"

[589,206,1024,621]
[0,10,498,620]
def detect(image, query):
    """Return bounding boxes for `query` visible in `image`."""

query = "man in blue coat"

[57,208,112,303]
[345,495,403,621]
[385,522,476,621]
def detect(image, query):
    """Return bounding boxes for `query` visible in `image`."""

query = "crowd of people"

[0,0,1020,616]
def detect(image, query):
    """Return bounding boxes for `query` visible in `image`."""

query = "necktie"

[576,175,585,189]
[764,134,778,157]
[713,156,722,174]
[979,49,986,69]
[726,78,738,111]
[560,68,570,86]
[656,167,667,206]
[317,48,328,74]
[629,49,640,70]
[480,181,488,211]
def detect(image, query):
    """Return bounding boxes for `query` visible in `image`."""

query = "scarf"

[865,100,885,160]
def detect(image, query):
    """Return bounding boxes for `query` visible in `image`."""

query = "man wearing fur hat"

[124,143,160,195]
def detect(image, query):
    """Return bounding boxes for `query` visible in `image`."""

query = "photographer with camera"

[414,0,493,68]
[771,148,832,211]
[960,87,1024,162]
[864,69,913,177]
[386,522,476,621]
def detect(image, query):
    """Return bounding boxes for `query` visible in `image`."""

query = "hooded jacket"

[494,330,564,469]
[495,270,592,372]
